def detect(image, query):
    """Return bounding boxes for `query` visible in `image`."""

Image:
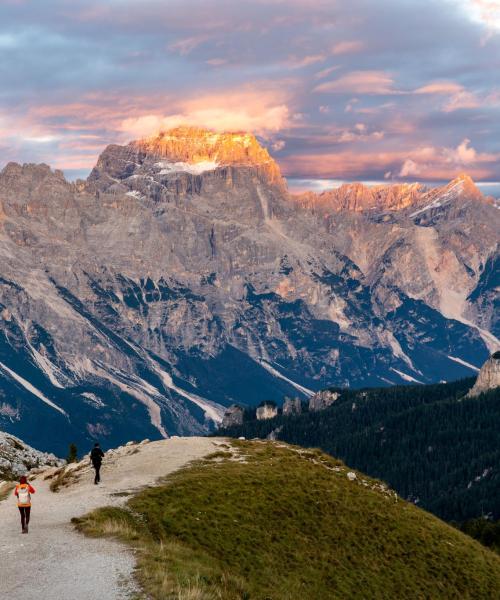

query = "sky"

[0,0,499,194]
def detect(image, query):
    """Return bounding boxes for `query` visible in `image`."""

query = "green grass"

[74,441,500,599]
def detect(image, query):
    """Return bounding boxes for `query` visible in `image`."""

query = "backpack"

[91,448,103,464]
[17,485,31,505]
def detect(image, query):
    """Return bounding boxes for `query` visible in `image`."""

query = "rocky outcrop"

[256,402,278,421]
[130,127,284,187]
[0,432,62,479]
[222,405,245,428]
[468,352,500,397]
[282,397,302,416]
[309,391,340,412]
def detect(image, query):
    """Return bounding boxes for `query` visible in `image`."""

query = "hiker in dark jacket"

[90,443,105,484]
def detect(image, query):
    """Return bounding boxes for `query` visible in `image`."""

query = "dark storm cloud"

[0,0,499,186]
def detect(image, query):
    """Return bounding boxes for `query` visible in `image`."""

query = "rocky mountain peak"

[0,162,70,207]
[441,173,483,201]
[130,126,283,183]
[87,126,285,194]
[292,180,428,213]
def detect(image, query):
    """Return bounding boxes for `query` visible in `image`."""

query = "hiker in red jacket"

[14,475,35,534]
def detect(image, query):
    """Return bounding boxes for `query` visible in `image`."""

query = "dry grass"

[49,464,85,492]
[203,451,233,461]
[0,481,15,502]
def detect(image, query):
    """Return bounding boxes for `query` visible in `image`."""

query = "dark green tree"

[66,443,78,464]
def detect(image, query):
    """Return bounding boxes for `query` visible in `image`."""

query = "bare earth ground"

[0,437,219,600]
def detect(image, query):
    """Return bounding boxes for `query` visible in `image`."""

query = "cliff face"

[468,353,500,397]
[0,127,498,453]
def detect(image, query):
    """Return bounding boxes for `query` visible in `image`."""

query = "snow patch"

[156,160,219,176]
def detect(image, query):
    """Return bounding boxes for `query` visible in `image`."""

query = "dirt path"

[0,437,219,600]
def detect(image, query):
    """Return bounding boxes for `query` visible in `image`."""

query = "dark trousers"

[19,506,31,530]
[92,461,102,483]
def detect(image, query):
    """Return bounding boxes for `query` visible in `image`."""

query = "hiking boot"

[25,525,29,534]
[22,528,27,534]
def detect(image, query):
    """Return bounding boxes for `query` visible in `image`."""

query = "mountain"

[218,375,500,522]
[0,127,498,453]
[75,439,500,599]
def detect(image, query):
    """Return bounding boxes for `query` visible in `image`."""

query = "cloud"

[314,66,340,79]
[442,90,481,112]
[444,137,477,163]
[399,159,420,177]
[286,54,326,69]
[331,40,364,55]
[460,0,500,37]
[414,81,465,94]
[280,138,500,182]
[314,71,397,94]
[119,90,290,138]
[0,0,500,184]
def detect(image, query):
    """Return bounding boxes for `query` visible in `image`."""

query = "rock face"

[468,352,500,397]
[0,126,498,453]
[221,405,245,428]
[0,431,62,479]
[282,397,302,416]
[309,391,340,412]
[256,402,278,421]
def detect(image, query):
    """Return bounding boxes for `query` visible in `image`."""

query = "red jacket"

[14,483,35,507]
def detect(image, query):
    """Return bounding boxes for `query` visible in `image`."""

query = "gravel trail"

[0,437,219,600]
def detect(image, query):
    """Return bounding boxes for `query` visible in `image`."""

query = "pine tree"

[67,443,78,463]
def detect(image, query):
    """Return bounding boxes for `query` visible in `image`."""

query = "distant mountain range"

[0,127,498,453]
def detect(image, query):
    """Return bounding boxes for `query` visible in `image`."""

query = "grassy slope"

[75,441,500,599]
[218,383,500,522]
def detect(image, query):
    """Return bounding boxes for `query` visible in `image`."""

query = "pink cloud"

[399,159,420,177]
[119,89,291,138]
[314,71,396,94]
[286,54,326,69]
[442,90,481,112]
[414,81,465,94]
[314,65,340,79]
[331,40,365,55]
[280,137,500,181]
